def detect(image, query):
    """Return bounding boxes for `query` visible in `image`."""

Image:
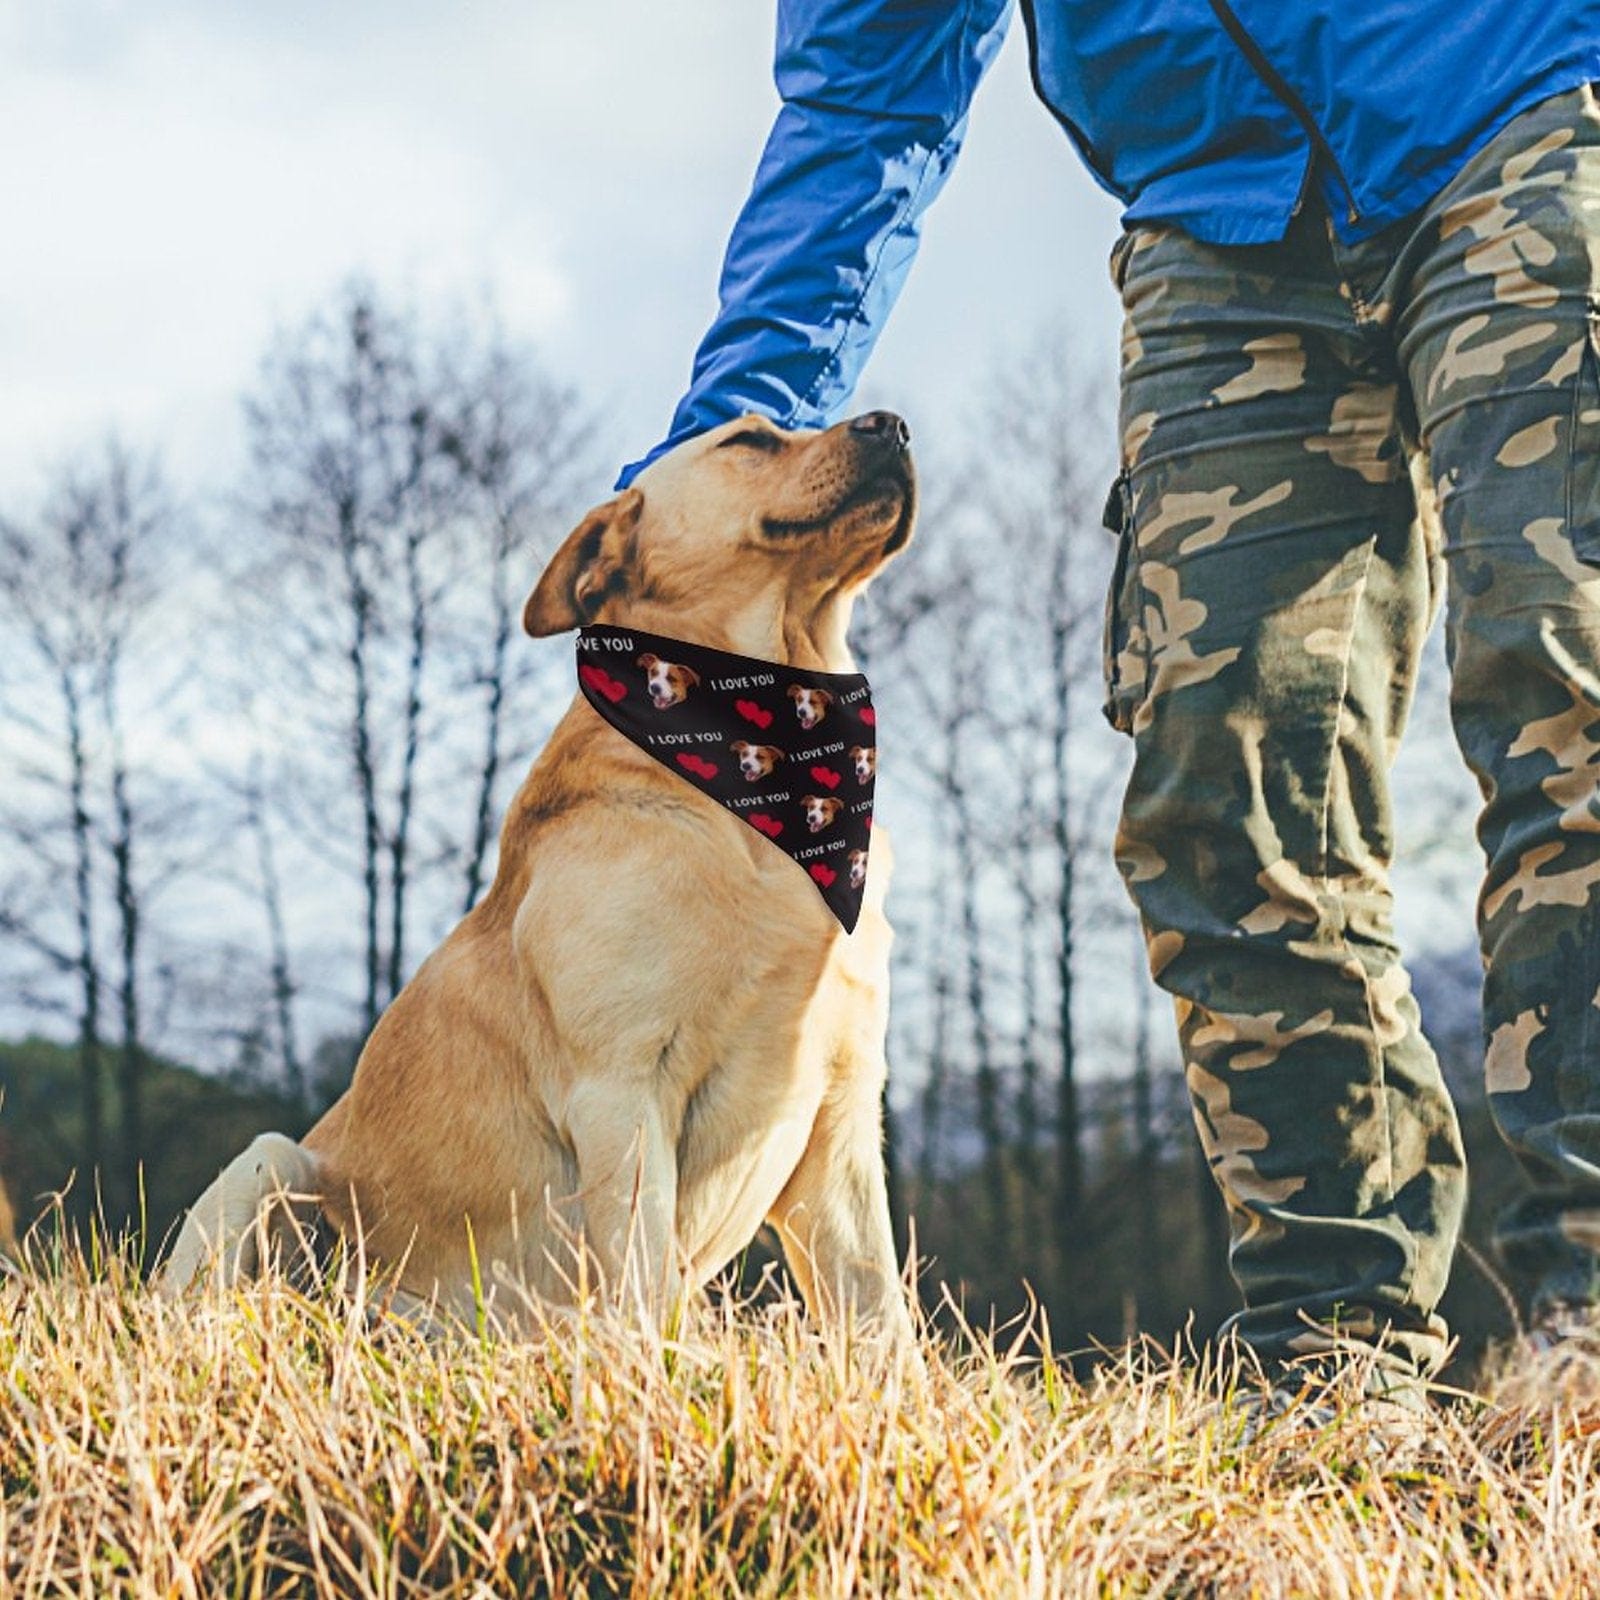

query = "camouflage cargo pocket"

[1100,470,1148,735]
[1108,230,1137,292]
[1568,296,1600,564]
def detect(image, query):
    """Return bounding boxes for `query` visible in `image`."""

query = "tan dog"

[788,683,834,730]
[637,652,701,708]
[802,794,845,833]
[162,410,917,1342]
[730,739,786,780]
[0,1171,16,1262]
[848,744,876,784]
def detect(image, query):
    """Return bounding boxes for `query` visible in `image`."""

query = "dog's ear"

[817,688,835,707]
[524,490,644,637]
[637,653,659,669]
[682,666,701,687]
[788,684,803,701]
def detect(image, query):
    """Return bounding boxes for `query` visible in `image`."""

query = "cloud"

[0,2,1121,492]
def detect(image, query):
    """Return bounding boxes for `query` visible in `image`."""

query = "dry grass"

[3,1239,1600,1599]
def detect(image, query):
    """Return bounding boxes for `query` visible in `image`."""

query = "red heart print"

[676,752,718,780]
[864,812,872,827]
[735,698,774,730]
[809,765,840,790]
[579,664,627,703]
[749,813,783,838]
[859,706,876,727]
[809,863,837,888]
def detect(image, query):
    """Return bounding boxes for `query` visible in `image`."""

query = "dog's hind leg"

[158,1132,322,1295]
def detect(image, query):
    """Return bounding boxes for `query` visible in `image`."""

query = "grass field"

[3,1242,1599,1599]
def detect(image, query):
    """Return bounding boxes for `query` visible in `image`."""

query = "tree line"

[0,282,1512,1363]
[0,287,594,1220]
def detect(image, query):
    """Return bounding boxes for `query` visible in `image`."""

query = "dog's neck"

[547,593,860,802]
[767,592,857,674]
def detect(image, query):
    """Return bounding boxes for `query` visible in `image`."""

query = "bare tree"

[914,843,957,1198]
[0,442,178,1215]
[88,454,174,1212]
[236,283,604,1075]
[862,350,1149,1311]
[438,334,595,913]
[241,287,456,1035]
[1046,527,1086,1227]
[1008,750,1047,1239]
[891,532,1014,1254]
[243,752,305,1107]
[1129,912,1160,1308]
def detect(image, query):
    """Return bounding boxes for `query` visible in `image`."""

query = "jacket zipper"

[1205,0,1362,226]
[1017,0,1125,199]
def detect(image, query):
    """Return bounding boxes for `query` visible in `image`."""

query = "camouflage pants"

[1107,83,1600,1375]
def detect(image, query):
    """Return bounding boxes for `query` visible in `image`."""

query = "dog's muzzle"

[848,410,911,453]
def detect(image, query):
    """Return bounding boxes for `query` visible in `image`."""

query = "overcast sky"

[0,1,1483,984]
[0,0,1124,495]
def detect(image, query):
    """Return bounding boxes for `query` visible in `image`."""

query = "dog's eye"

[719,428,781,453]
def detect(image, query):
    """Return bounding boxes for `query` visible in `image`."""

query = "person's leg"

[1397,84,1600,1315]
[1109,213,1467,1377]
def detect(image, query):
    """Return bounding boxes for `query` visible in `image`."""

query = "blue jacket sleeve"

[616,0,1013,487]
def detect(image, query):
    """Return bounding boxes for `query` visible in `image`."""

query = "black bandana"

[576,624,877,931]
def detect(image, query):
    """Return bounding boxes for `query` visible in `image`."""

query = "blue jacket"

[619,0,1600,485]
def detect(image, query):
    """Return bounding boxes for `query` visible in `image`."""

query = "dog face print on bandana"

[575,624,877,931]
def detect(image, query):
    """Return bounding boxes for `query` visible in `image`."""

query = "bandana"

[576,624,877,931]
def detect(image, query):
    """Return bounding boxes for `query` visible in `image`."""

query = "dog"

[0,1171,16,1263]
[848,745,875,784]
[162,410,917,1343]
[847,849,869,891]
[788,683,833,730]
[637,652,701,708]
[802,794,845,834]
[730,740,786,781]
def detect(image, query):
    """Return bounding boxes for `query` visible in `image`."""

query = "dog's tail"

[158,1132,324,1296]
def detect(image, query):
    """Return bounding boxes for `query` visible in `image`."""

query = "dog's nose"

[849,411,910,450]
